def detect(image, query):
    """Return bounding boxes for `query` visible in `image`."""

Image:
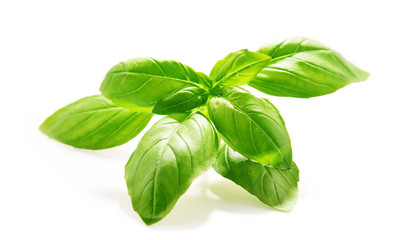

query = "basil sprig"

[40,37,368,225]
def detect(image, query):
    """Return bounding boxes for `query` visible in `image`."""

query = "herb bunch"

[40,37,368,225]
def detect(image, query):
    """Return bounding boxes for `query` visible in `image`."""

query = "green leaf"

[100,58,202,112]
[249,36,369,98]
[197,72,213,89]
[209,49,271,86]
[152,87,209,115]
[125,112,219,225]
[213,144,299,211]
[208,86,292,169]
[39,95,153,150]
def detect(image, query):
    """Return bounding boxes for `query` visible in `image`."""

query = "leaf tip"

[38,117,50,136]
[140,216,163,226]
[359,69,370,82]
[272,195,298,212]
[255,152,292,170]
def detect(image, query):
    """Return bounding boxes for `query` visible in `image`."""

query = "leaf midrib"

[152,112,196,217]
[267,49,331,63]
[222,96,286,165]
[111,71,202,88]
[217,57,270,84]
[156,92,208,113]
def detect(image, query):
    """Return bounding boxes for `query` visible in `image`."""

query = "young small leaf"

[208,86,292,169]
[152,87,209,115]
[213,144,299,211]
[209,49,271,86]
[249,36,369,98]
[40,95,153,150]
[100,58,202,112]
[125,112,219,225]
[197,72,213,89]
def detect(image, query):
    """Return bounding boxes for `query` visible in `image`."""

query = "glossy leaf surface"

[125,112,218,225]
[209,49,271,86]
[213,144,299,211]
[197,72,213,89]
[249,36,369,98]
[208,86,292,169]
[40,95,153,149]
[152,87,208,115]
[100,58,202,112]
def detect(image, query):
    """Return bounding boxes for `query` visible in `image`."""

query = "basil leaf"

[213,144,299,211]
[197,72,213,89]
[40,95,153,150]
[208,86,292,169]
[125,112,218,225]
[152,87,209,115]
[100,58,202,112]
[209,49,271,86]
[249,36,369,98]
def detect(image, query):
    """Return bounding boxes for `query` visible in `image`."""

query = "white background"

[1,0,398,239]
